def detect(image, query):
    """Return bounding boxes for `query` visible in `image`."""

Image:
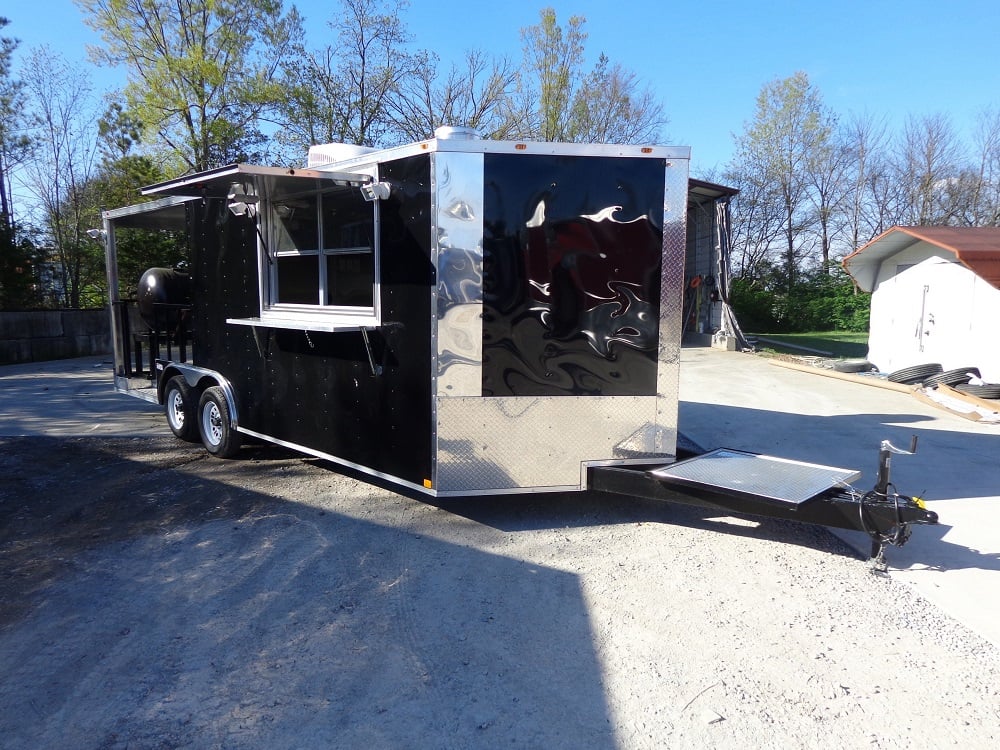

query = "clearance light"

[641,147,653,153]
[423,478,433,489]
[515,143,527,150]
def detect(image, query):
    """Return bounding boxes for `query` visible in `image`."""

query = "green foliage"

[731,265,870,333]
[785,266,871,332]
[81,0,302,172]
[114,227,189,298]
[88,154,188,297]
[520,7,586,142]
[0,213,42,310]
[731,72,836,290]
[752,331,869,358]
[730,277,781,332]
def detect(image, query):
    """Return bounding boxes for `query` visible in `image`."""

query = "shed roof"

[842,226,1000,292]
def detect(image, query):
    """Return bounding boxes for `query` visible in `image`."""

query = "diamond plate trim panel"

[436,396,672,491]
[655,159,689,452]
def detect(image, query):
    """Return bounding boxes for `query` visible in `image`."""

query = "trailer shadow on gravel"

[306,462,867,565]
[429,489,867,560]
[0,437,616,748]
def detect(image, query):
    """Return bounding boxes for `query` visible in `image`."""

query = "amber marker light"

[423,478,433,489]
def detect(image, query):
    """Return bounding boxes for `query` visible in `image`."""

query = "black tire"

[197,385,242,458]
[955,383,1000,400]
[923,367,981,387]
[163,375,198,442]
[832,358,873,374]
[887,363,943,384]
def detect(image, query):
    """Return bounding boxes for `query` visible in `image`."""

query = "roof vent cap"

[307,143,377,167]
[434,126,481,141]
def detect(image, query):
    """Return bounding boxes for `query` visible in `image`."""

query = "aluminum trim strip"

[237,427,434,497]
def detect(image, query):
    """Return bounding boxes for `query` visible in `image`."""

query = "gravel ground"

[2,433,999,749]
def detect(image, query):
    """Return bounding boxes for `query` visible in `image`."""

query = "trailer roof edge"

[309,139,691,172]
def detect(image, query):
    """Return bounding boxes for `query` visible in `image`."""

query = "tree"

[841,112,893,250]
[274,0,414,157]
[93,103,184,295]
[19,46,102,308]
[892,113,965,225]
[0,17,39,309]
[729,72,834,290]
[518,8,586,141]
[386,49,520,142]
[517,8,665,144]
[0,17,29,225]
[725,156,787,281]
[79,0,302,173]
[568,54,665,144]
[967,107,1000,226]
[802,120,851,267]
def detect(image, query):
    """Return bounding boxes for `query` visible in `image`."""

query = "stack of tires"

[888,363,1000,400]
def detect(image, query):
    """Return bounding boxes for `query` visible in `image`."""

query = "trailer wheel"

[164,375,198,442]
[198,386,242,458]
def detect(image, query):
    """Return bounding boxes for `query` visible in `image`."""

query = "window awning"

[141,163,372,201]
[103,195,192,230]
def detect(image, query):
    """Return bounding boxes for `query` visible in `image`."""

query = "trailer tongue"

[590,438,937,570]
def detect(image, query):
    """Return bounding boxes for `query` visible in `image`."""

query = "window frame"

[255,183,382,332]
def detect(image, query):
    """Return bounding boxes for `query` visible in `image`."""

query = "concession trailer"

[99,128,936,563]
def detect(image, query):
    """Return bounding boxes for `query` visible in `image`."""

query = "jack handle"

[874,435,918,497]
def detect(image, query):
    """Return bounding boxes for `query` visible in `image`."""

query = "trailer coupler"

[858,437,936,573]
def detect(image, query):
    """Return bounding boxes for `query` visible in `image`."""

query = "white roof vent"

[434,126,481,141]
[307,143,377,167]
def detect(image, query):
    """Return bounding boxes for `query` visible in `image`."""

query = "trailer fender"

[156,361,239,431]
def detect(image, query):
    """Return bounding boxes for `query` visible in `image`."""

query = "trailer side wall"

[192,154,435,487]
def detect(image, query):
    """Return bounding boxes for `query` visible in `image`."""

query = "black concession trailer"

[100,128,936,564]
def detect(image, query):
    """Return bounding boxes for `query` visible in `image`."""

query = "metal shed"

[843,226,1000,381]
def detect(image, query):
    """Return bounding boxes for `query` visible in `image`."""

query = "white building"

[843,226,1000,381]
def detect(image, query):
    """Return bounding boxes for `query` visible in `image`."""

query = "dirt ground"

[1,430,999,749]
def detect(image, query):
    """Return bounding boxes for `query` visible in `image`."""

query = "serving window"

[263,185,379,327]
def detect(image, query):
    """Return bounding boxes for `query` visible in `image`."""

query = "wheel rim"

[202,401,223,446]
[168,389,185,430]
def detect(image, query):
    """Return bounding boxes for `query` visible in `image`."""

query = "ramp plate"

[648,448,861,506]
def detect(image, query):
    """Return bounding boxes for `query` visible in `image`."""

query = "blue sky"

[7,0,1000,176]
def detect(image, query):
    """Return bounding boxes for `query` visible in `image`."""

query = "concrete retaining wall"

[0,309,111,364]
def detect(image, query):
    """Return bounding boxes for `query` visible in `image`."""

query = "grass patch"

[749,331,869,359]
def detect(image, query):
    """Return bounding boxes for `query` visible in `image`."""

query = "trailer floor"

[0,352,998,748]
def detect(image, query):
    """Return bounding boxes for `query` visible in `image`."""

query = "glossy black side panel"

[482,154,665,397]
[191,155,433,484]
